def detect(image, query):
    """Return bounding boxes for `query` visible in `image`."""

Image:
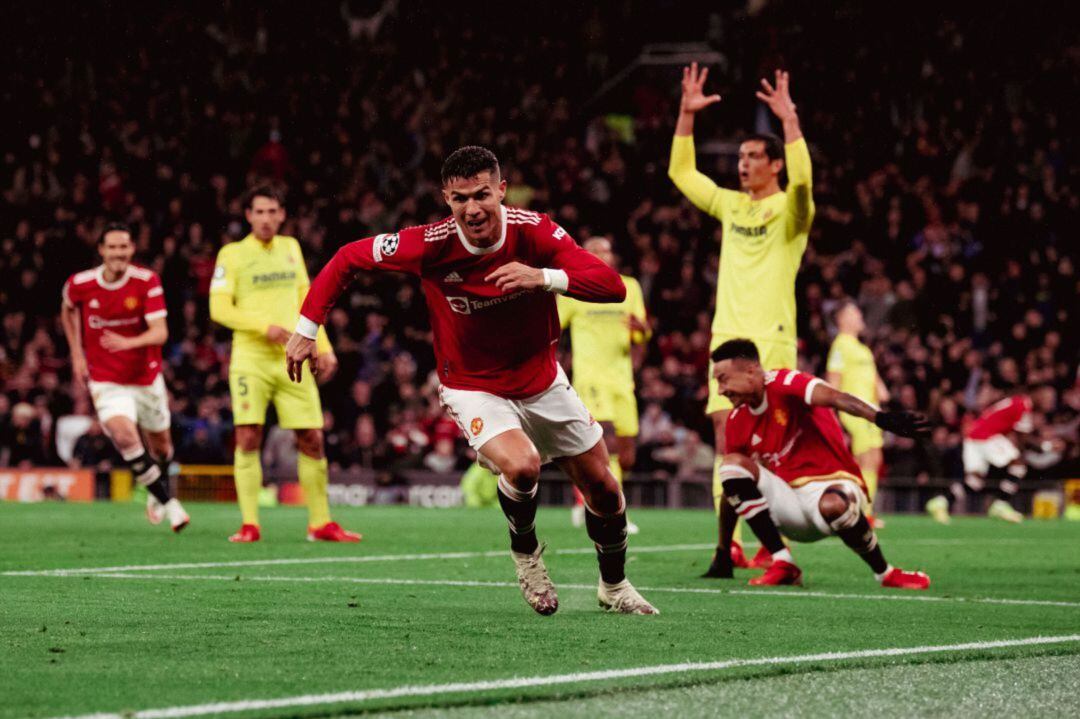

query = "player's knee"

[820,486,860,530]
[500,451,542,487]
[722,454,758,480]
[235,425,263,453]
[295,429,324,458]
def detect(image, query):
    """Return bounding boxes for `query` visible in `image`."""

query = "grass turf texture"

[1,502,1078,718]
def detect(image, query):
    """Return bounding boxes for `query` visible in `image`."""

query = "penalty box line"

[49,571,1080,610]
[52,634,1080,719]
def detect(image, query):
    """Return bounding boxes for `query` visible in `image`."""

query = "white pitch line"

[58,572,1080,609]
[0,537,1022,578]
[0,544,715,577]
[50,634,1080,719]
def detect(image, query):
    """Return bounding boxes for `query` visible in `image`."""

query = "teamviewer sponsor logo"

[446,291,527,315]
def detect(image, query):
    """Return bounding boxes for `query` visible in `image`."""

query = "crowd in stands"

[2,2,1077,488]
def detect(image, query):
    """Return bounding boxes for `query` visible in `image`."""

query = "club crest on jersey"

[372,233,399,263]
[124,296,139,310]
[470,418,484,437]
[774,408,788,426]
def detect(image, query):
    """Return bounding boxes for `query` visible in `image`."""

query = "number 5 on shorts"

[237,376,248,396]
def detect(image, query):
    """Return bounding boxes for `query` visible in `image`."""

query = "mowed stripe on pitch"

[33,571,1080,609]
[0,537,1035,577]
[50,634,1080,719]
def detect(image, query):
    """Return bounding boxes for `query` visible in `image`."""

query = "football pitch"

[2,502,1079,718]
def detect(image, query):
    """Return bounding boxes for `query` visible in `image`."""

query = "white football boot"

[511,545,558,615]
[598,578,659,615]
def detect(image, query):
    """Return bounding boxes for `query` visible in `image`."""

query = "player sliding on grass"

[286,146,658,615]
[707,339,931,589]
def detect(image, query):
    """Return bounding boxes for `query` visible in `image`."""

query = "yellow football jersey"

[827,332,878,404]
[669,136,814,345]
[558,275,648,391]
[209,234,330,364]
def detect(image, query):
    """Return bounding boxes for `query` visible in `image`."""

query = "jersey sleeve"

[769,369,823,406]
[531,217,626,303]
[208,246,269,333]
[723,408,749,454]
[668,135,730,220]
[784,138,814,237]
[298,227,424,331]
[143,273,167,321]
[209,247,236,296]
[62,275,81,309]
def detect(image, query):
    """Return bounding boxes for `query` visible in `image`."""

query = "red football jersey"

[63,265,167,385]
[966,395,1033,440]
[726,369,865,491]
[301,207,625,399]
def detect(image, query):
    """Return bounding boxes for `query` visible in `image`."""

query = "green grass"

[1,502,1078,718]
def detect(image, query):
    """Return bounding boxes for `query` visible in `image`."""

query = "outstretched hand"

[875,410,932,439]
[680,61,721,115]
[756,69,797,122]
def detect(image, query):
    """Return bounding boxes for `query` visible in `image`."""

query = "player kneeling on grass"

[704,339,930,589]
[286,146,657,615]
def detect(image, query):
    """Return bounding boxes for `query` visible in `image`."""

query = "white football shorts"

[439,365,603,470]
[756,466,867,543]
[962,435,1020,476]
[88,374,171,433]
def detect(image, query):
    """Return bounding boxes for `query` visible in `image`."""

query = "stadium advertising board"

[0,469,95,502]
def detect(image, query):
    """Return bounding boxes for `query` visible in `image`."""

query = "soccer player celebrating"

[286,146,657,615]
[60,223,189,531]
[558,237,650,533]
[708,339,931,589]
[668,64,815,574]
[210,186,360,544]
[926,388,1055,524]
[826,301,889,526]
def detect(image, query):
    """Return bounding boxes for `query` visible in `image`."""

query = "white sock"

[874,565,894,583]
[771,548,794,564]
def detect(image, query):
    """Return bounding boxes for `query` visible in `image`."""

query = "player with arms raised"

[668,64,815,574]
[60,223,189,531]
[558,237,650,533]
[708,339,930,589]
[210,186,360,544]
[287,146,657,615]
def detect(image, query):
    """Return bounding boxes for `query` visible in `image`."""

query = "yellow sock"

[863,466,879,513]
[298,453,331,528]
[234,449,262,526]
[713,455,743,545]
[609,456,623,487]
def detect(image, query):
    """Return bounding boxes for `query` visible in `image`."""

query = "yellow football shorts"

[229,357,323,429]
[706,335,798,414]
[840,413,884,455]
[576,382,639,437]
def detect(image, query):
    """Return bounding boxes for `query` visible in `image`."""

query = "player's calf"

[819,484,928,590]
[496,472,540,555]
[719,458,792,567]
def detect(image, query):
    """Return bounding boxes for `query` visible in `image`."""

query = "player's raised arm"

[668,62,725,218]
[758,69,814,233]
[806,379,931,440]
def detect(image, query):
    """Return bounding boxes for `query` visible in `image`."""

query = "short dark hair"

[244,184,285,209]
[441,146,500,185]
[711,338,760,364]
[743,133,784,162]
[99,221,132,244]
